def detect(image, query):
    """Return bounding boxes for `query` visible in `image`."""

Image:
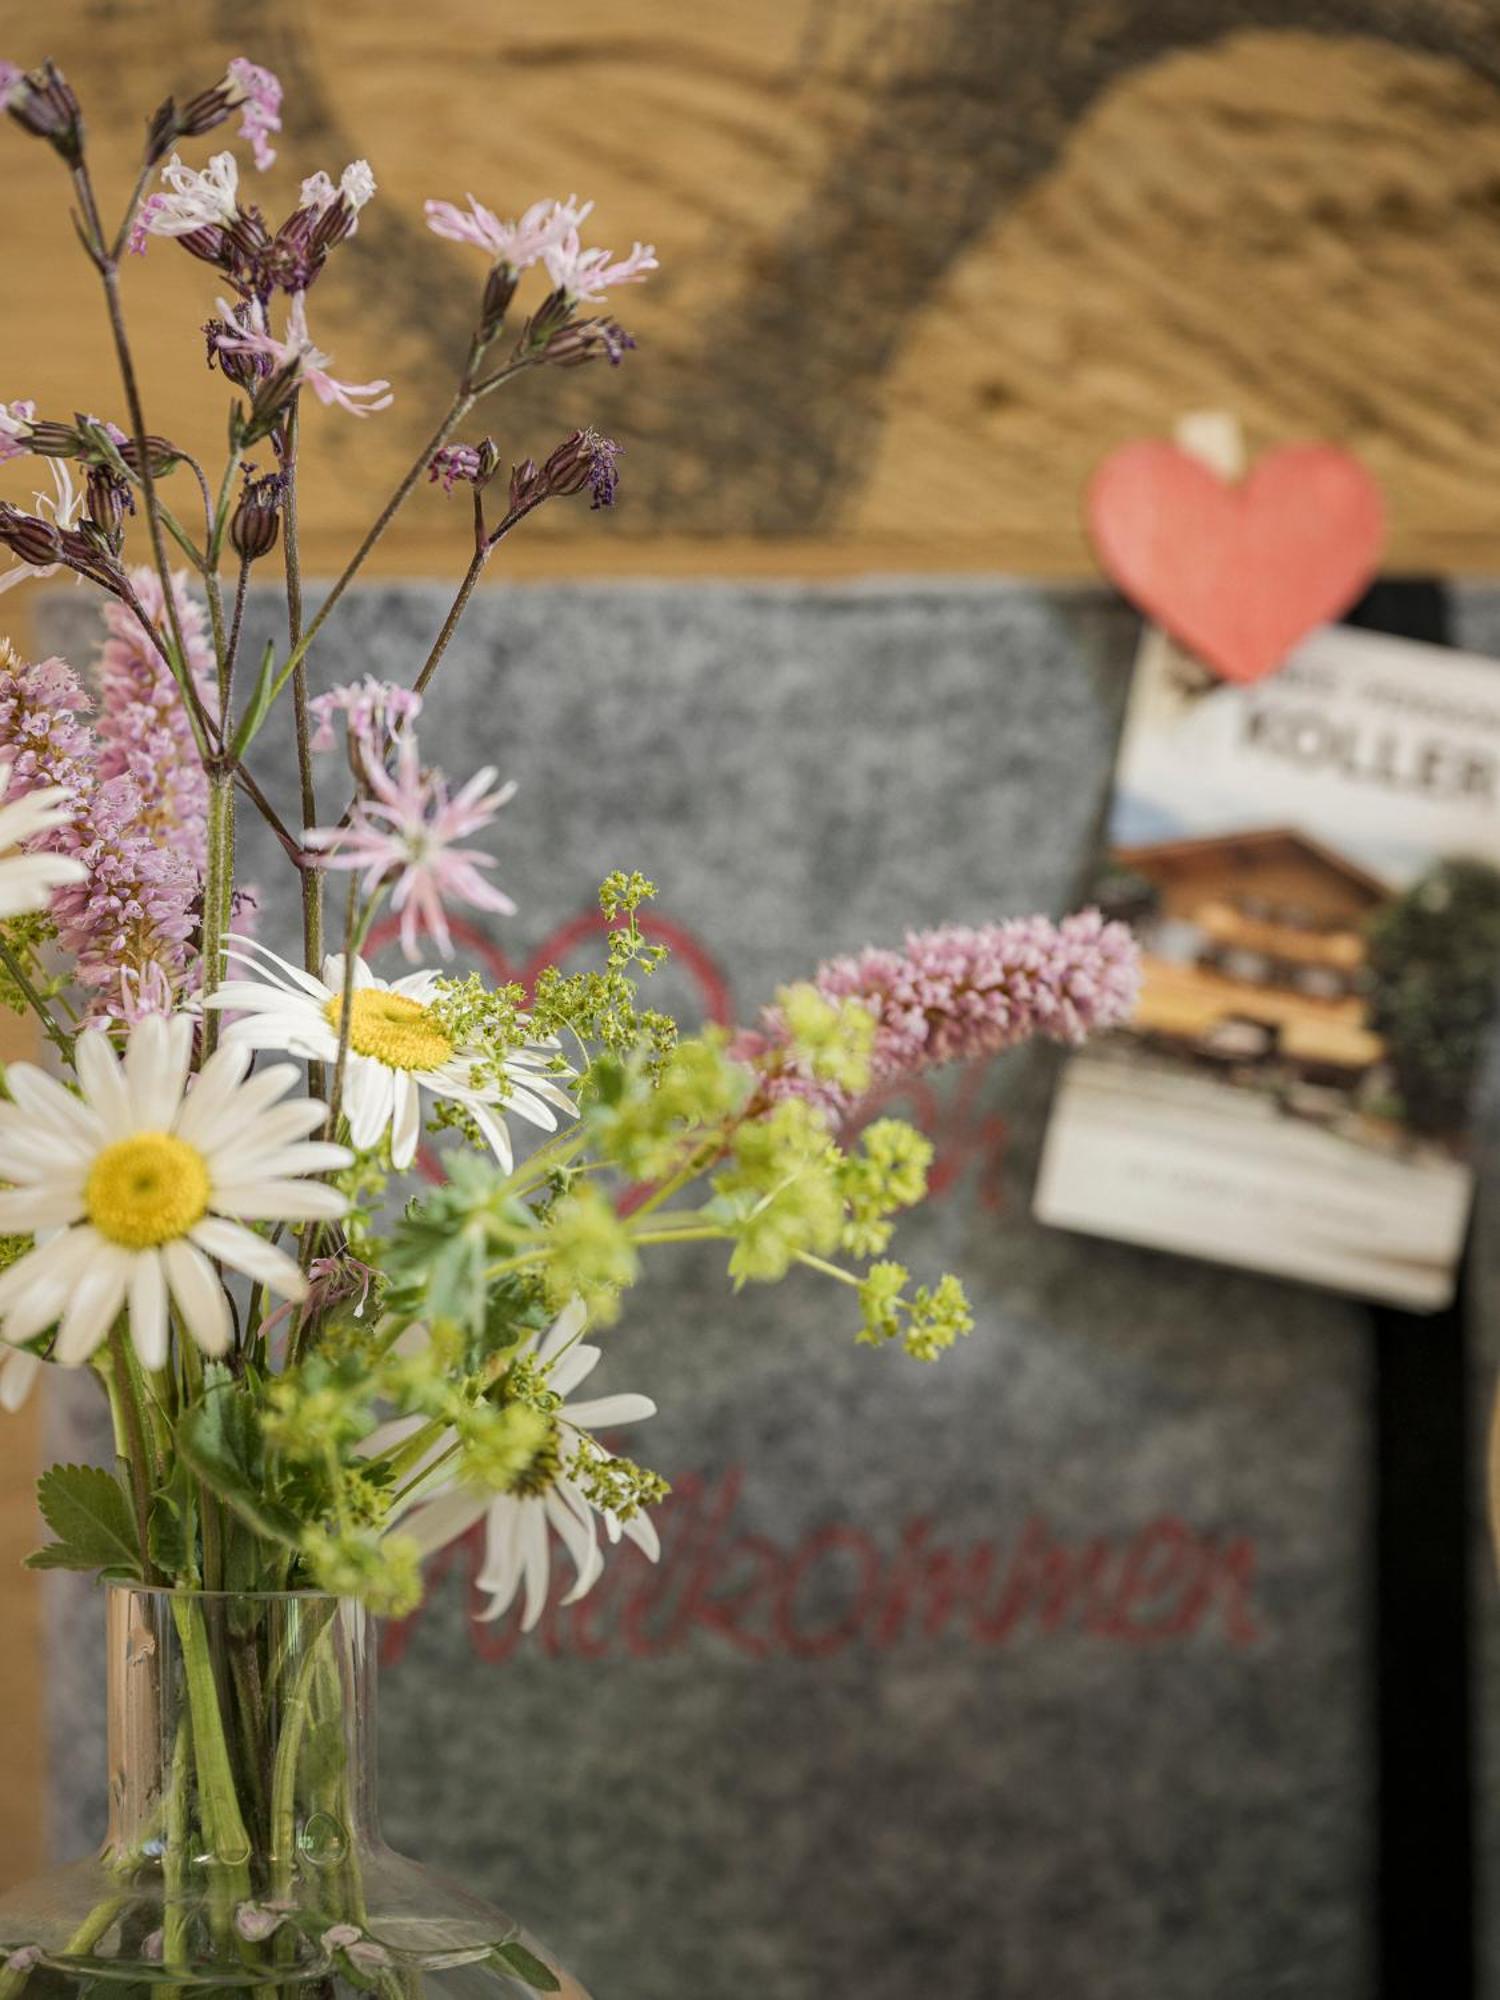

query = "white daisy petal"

[390,1072,421,1171]
[538,1295,589,1361]
[347,1062,395,1154]
[223,935,333,1001]
[467,1100,514,1173]
[563,1393,656,1430]
[475,1501,526,1623]
[547,1485,604,1604]
[162,1240,232,1357]
[171,1039,254,1144]
[0,1185,86,1231]
[3,1063,102,1144]
[518,1509,551,1632]
[211,1178,348,1221]
[74,1031,135,1140]
[125,1012,194,1125]
[128,1252,168,1371]
[401,1487,488,1557]
[54,1248,132,1366]
[0,1228,98,1340]
[620,1509,661,1561]
[190,1216,307,1299]
[0,1346,41,1413]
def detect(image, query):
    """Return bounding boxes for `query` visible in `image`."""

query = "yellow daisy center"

[325,989,454,1072]
[85,1133,210,1250]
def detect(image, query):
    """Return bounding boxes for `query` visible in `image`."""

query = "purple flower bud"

[84,464,133,547]
[0,504,63,567]
[4,61,83,163]
[540,428,622,509]
[539,315,637,371]
[24,419,82,459]
[116,434,181,479]
[231,470,284,562]
[480,262,519,340]
[508,457,544,514]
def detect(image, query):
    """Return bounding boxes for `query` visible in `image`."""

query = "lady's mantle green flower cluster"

[529,871,676,1075]
[858,1264,975,1363]
[163,873,973,1618]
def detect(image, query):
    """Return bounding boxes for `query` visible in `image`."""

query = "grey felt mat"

[33,579,1378,2000]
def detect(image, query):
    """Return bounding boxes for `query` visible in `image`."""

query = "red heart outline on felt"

[1087,441,1386,684]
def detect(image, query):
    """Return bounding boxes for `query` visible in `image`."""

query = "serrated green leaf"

[177,1383,302,1549]
[230,638,279,759]
[492,1942,561,1993]
[28,1464,140,1578]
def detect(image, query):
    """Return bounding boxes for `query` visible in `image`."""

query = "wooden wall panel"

[1,6,1500,579]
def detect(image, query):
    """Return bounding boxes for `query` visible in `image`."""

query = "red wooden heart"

[1087,441,1386,683]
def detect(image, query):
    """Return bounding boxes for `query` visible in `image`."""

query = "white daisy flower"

[206,938,575,1173]
[0,762,85,916]
[391,1299,661,1631]
[0,1340,40,1411]
[0,1013,351,1369]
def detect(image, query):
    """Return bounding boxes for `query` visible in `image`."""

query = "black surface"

[1348,580,1476,1999]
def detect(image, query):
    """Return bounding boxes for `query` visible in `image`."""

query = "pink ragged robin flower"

[304,733,517,961]
[213,292,393,417]
[225,56,282,170]
[423,193,586,269]
[542,227,658,302]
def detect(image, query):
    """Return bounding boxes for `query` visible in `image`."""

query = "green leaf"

[230,638,279,759]
[27,1463,141,1578]
[177,1376,302,1549]
[491,1942,561,1993]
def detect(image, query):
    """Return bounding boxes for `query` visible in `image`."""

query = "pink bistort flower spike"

[542,228,658,302]
[214,293,393,417]
[741,910,1142,1123]
[305,735,518,961]
[423,193,588,269]
[95,567,218,862]
[226,56,282,170]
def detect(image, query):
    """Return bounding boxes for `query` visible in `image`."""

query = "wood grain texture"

[1,8,1500,577]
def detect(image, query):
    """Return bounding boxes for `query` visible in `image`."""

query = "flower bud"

[480,263,519,342]
[4,61,83,164]
[116,434,182,479]
[84,465,132,549]
[242,361,302,444]
[541,428,622,509]
[541,316,636,370]
[230,471,283,562]
[24,419,82,459]
[0,504,62,567]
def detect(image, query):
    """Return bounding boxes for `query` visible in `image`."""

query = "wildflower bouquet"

[0,50,1138,1998]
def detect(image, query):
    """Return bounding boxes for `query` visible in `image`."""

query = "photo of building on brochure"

[1035,623,1500,1310]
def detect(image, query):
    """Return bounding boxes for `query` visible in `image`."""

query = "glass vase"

[0,1586,586,1996]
